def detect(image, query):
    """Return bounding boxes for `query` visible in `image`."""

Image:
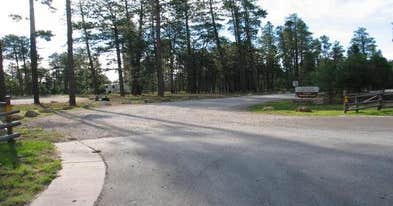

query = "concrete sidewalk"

[30,141,106,206]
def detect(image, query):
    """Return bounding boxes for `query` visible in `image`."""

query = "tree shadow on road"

[44,107,393,206]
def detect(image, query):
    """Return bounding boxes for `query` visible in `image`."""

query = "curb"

[30,141,106,206]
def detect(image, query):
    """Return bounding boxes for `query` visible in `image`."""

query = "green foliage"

[276,14,315,85]
[250,100,393,116]
[35,30,54,41]
[2,35,31,96]
[260,21,281,90]
[48,51,109,94]
[339,52,393,91]
[5,74,20,95]
[314,61,339,91]
[8,14,23,22]
[0,138,61,206]
[312,28,392,93]
[16,127,66,142]
[2,1,392,97]
[350,27,377,58]
[108,92,234,104]
[368,54,393,89]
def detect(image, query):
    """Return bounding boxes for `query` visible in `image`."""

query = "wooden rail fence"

[344,91,393,113]
[0,98,21,142]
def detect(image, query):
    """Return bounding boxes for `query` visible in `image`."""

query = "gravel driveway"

[11,95,88,105]
[31,95,393,206]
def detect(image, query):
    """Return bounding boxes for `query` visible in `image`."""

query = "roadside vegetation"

[0,127,64,206]
[249,100,393,116]
[106,92,234,105]
[0,98,70,206]
[0,0,390,205]
[1,1,392,107]
[13,100,96,118]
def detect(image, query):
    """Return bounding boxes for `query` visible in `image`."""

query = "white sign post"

[292,81,299,88]
[295,87,320,98]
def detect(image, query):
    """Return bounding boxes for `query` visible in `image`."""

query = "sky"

[0,0,392,81]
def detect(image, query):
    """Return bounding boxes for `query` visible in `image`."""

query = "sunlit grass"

[0,110,65,206]
[249,100,393,116]
[12,101,97,119]
[107,92,232,105]
[0,139,61,206]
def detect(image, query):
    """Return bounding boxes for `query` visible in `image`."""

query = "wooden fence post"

[378,92,383,110]
[355,96,359,113]
[1,97,21,143]
[0,40,6,101]
[343,90,348,113]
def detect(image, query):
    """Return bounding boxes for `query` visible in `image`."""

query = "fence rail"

[0,99,21,142]
[344,91,393,113]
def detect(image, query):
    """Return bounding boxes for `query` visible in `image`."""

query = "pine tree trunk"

[123,0,133,94]
[66,0,76,106]
[131,3,144,96]
[242,0,258,92]
[113,25,125,97]
[79,0,99,95]
[184,1,195,93]
[230,0,246,92]
[123,0,132,93]
[169,40,175,94]
[0,41,6,100]
[294,23,300,81]
[209,0,225,93]
[155,0,164,97]
[21,44,30,95]
[29,0,40,104]
[13,47,24,95]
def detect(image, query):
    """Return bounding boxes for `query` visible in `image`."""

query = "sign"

[344,96,349,103]
[5,104,13,112]
[292,81,299,87]
[295,87,320,98]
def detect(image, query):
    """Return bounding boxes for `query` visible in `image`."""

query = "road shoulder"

[30,141,106,206]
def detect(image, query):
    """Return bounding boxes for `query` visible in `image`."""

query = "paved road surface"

[31,95,393,206]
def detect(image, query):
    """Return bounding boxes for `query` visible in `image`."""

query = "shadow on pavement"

[40,106,393,206]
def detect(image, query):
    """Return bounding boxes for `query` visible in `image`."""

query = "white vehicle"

[104,83,130,94]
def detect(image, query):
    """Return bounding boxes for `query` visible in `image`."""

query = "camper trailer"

[104,83,130,94]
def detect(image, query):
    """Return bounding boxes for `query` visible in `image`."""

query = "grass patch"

[15,127,66,143]
[12,101,97,119]
[107,92,232,105]
[12,93,229,115]
[0,139,61,206]
[0,117,64,205]
[249,100,393,116]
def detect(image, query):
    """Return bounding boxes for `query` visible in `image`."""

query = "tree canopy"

[0,0,391,103]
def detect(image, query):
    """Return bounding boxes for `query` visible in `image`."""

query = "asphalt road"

[31,95,393,206]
